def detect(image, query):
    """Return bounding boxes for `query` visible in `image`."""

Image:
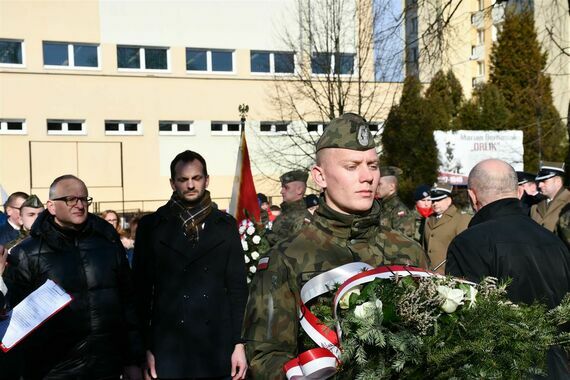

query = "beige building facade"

[0,0,397,213]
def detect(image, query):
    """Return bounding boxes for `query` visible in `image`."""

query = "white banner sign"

[434,130,524,185]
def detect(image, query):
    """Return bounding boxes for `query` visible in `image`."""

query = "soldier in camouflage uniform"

[376,166,414,238]
[266,170,312,246]
[4,195,44,250]
[242,113,423,379]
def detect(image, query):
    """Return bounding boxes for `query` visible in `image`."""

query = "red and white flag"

[228,131,261,223]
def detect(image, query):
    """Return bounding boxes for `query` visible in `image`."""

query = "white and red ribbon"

[284,263,438,379]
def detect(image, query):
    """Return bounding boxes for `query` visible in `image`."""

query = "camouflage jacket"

[266,199,312,246]
[243,199,423,379]
[378,194,414,238]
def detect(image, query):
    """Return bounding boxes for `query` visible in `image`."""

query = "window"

[43,42,99,68]
[0,39,23,66]
[0,119,26,135]
[186,48,234,73]
[410,17,418,34]
[259,122,289,135]
[311,53,355,75]
[478,0,484,11]
[105,120,142,135]
[159,121,195,135]
[251,51,295,74]
[117,46,169,71]
[477,30,485,45]
[409,47,419,63]
[211,121,242,135]
[46,119,86,135]
[478,61,485,76]
[307,122,328,134]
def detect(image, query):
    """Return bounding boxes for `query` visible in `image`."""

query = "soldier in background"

[5,195,44,250]
[411,184,433,244]
[243,113,423,379]
[265,170,312,246]
[516,171,545,214]
[531,162,570,233]
[304,194,319,215]
[422,182,471,274]
[376,166,414,238]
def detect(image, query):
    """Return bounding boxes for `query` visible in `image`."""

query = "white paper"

[0,279,72,351]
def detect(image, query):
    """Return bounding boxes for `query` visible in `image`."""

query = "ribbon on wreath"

[284,263,437,380]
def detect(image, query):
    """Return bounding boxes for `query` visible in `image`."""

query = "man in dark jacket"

[446,159,570,379]
[4,175,144,379]
[0,192,28,245]
[133,150,248,380]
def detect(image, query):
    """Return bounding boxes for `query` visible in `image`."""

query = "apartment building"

[0,0,397,212]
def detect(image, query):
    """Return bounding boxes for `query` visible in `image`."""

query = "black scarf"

[170,190,213,243]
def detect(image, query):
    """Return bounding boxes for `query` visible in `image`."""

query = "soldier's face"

[312,148,379,215]
[376,177,395,199]
[170,160,209,204]
[20,206,44,231]
[416,197,432,209]
[280,182,304,203]
[538,177,562,199]
[432,196,452,215]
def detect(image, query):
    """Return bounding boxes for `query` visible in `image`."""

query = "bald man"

[446,159,570,379]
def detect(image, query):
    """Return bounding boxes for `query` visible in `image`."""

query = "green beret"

[315,113,375,152]
[20,194,43,209]
[280,170,308,185]
[380,166,403,178]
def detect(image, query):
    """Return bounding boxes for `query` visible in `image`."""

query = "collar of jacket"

[468,198,523,228]
[30,209,117,249]
[550,186,569,202]
[380,192,397,205]
[280,198,306,212]
[313,198,380,240]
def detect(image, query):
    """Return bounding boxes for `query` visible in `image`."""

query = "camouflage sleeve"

[266,215,286,246]
[557,206,570,248]
[243,250,298,380]
[390,205,415,239]
[378,227,424,267]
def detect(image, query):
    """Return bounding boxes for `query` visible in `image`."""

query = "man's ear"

[46,200,57,216]
[169,178,175,192]
[311,165,326,189]
[467,189,478,212]
[517,186,524,199]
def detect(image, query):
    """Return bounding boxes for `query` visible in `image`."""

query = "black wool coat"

[133,203,248,379]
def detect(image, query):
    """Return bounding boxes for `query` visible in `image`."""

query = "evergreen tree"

[424,70,464,131]
[456,83,511,130]
[490,8,567,171]
[381,76,439,205]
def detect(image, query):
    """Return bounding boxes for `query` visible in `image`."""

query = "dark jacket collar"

[469,198,524,228]
[313,197,380,239]
[280,198,306,212]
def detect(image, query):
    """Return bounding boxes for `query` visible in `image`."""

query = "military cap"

[20,194,43,209]
[430,182,453,201]
[257,193,268,204]
[304,194,319,208]
[315,113,375,152]
[280,170,308,185]
[536,161,565,181]
[380,166,403,178]
[414,184,431,201]
[516,171,536,186]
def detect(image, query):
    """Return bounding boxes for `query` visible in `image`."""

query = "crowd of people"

[0,112,569,379]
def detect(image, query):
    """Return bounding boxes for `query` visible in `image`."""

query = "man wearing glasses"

[4,174,144,379]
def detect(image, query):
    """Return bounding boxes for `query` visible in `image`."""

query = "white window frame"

[104,120,143,136]
[311,52,356,77]
[47,119,87,136]
[307,122,328,135]
[43,41,100,70]
[0,39,25,68]
[477,61,485,76]
[0,119,26,135]
[250,51,296,76]
[158,120,195,136]
[210,121,242,136]
[258,121,290,135]
[186,48,236,75]
[477,30,485,45]
[117,46,171,73]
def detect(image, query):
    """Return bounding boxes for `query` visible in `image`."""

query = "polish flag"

[228,131,261,224]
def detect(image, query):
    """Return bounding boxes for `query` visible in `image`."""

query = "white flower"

[246,226,256,236]
[249,266,257,273]
[252,235,261,244]
[238,225,246,235]
[241,240,249,251]
[247,220,254,228]
[251,251,260,260]
[240,219,248,226]
[354,300,382,319]
[247,277,251,284]
[464,285,478,308]
[244,255,251,264]
[437,285,465,313]
[339,288,361,310]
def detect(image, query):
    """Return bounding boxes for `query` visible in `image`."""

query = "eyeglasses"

[52,196,93,207]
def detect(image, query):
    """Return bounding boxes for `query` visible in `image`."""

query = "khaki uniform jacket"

[531,188,570,233]
[243,200,423,379]
[423,204,471,274]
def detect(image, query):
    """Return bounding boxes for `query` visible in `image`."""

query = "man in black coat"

[0,191,28,245]
[446,159,570,379]
[4,175,144,379]
[133,150,248,380]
